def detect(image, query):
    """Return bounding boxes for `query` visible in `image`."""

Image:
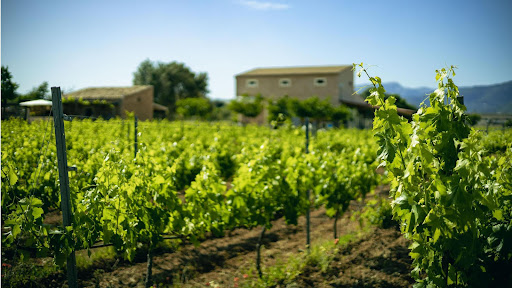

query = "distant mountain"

[356,81,512,114]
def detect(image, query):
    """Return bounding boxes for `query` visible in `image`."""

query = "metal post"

[134,116,138,158]
[457,96,464,106]
[51,87,78,288]
[305,117,309,154]
[305,117,311,251]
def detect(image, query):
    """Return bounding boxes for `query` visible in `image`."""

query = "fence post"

[51,87,78,288]
[134,116,138,158]
[305,117,311,251]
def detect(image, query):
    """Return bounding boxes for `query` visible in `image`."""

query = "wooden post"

[134,116,138,158]
[51,87,78,288]
[305,117,311,251]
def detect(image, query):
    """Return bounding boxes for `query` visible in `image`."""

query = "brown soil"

[79,197,414,288]
[292,228,413,288]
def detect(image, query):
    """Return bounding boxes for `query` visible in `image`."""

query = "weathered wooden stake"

[51,87,78,288]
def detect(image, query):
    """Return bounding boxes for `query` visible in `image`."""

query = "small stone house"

[63,86,156,120]
[235,65,355,124]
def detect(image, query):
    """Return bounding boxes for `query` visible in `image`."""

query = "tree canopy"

[267,96,292,123]
[133,60,209,116]
[330,105,351,125]
[176,97,212,120]
[19,82,50,102]
[2,66,52,106]
[289,96,333,119]
[268,96,351,127]
[228,94,264,119]
[1,66,19,105]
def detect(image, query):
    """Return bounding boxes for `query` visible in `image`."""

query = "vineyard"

[2,67,512,287]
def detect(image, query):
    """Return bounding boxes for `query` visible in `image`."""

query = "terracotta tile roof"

[237,65,352,76]
[64,86,152,100]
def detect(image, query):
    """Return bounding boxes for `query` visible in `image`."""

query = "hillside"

[357,81,512,114]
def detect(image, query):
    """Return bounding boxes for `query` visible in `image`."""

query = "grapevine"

[354,63,512,287]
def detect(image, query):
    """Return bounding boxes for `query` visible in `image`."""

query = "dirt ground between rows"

[80,198,414,288]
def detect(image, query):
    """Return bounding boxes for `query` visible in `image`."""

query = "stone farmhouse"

[63,86,168,120]
[235,65,362,124]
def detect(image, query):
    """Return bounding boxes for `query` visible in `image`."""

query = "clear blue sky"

[2,0,511,100]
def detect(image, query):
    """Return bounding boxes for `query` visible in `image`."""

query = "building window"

[314,77,327,87]
[279,78,291,87]
[246,79,259,88]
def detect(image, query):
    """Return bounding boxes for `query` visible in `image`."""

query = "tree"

[289,96,332,120]
[289,96,333,125]
[133,59,209,116]
[19,82,50,102]
[289,96,334,135]
[228,94,263,123]
[330,105,351,128]
[209,100,232,121]
[267,96,292,123]
[1,66,19,106]
[176,97,212,120]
